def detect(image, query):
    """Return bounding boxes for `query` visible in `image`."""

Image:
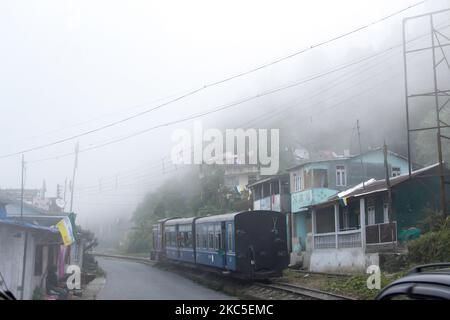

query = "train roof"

[152,217,178,227]
[195,211,245,224]
[165,217,196,226]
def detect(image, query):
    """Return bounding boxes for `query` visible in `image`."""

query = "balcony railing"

[313,230,362,249]
[338,230,362,248]
[366,221,397,244]
[313,232,336,249]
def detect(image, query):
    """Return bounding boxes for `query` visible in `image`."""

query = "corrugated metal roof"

[324,163,442,203]
[287,148,409,171]
[247,174,289,188]
[0,218,59,234]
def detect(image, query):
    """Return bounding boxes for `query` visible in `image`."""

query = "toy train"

[150,210,289,279]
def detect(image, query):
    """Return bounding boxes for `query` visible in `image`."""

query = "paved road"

[96,257,233,300]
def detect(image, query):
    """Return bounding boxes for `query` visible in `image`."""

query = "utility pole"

[20,154,25,220]
[383,141,395,247]
[19,154,28,300]
[69,142,79,213]
[356,120,365,189]
[63,177,67,207]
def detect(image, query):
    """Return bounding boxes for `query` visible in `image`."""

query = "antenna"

[69,142,79,213]
[356,120,365,189]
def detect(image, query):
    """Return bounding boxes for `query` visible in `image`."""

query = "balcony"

[312,222,397,250]
[366,221,397,245]
[253,194,290,212]
[291,188,338,212]
[313,229,362,249]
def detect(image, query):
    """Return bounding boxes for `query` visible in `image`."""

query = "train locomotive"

[150,210,289,279]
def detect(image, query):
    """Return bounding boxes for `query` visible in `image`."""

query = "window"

[383,203,389,223]
[196,231,201,248]
[171,231,175,247]
[208,225,214,249]
[336,165,346,186]
[164,231,170,246]
[294,174,302,191]
[262,183,270,198]
[254,185,262,201]
[368,206,376,225]
[187,231,192,248]
[34,245,43,276]
[214,231,220,250]
[227,224,234,253]
[392,167,401,177]
[202,226,208,249]
[272,181,280,195]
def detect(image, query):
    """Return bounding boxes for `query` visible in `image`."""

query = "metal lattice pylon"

[403,8,450,215]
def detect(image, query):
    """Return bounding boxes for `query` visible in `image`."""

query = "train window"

[171,231,176,247]
[165,231,170,246]
[177,232,182,247]
[186,231,193,248]
[227,224,234,252]
[202,226,208,249]
[208,225,214,249]
[213,231,219,250]
[152,232,157,250]
[217,233,222,250]
[213,224,221,250]
[196,230,201,248]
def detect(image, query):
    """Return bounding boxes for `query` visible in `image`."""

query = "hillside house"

[306,163,450,273]
[287,148,409,265]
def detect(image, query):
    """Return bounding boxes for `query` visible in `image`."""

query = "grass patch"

[281,269,404,300]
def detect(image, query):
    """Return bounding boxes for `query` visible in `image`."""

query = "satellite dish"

[55,198,66,208]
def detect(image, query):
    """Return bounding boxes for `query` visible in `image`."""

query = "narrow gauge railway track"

[254,281,356,300]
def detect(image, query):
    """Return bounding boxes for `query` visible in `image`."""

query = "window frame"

[336,165,347,187]
[367,206,376,225]
[227,223,234,253]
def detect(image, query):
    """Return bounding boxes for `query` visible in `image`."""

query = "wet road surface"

[96,257,234,300]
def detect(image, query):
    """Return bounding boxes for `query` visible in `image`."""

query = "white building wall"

[309,248,379,273]
[0,225,25,299]
[0,226,53,300]
[22,233,36,300]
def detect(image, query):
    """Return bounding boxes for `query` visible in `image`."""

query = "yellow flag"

[56,217,75,246]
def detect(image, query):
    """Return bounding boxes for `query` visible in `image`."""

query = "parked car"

[376,263,450,300]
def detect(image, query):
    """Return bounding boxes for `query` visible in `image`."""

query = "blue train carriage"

[164,217,196,263]
[195,210,289,279]
[150,218,174,261]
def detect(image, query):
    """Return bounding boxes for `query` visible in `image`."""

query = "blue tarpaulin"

[0,218,59,234]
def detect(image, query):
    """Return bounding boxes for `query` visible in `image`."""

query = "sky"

[0,0,449,227]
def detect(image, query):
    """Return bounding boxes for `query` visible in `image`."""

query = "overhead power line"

[22,47,407,164]
[26,20,450,166]
[0,0,428,160]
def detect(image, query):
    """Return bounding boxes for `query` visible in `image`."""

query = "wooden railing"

[366,222,397,244]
